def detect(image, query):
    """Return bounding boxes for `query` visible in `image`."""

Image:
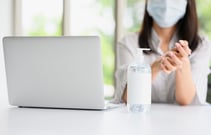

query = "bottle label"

[127,72,151,104]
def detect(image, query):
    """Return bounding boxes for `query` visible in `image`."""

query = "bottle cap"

[136,48,150,62]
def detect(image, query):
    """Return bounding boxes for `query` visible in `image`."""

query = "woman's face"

[147,0,187,28]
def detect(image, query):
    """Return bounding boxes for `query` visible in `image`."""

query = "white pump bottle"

[127,48,151,113]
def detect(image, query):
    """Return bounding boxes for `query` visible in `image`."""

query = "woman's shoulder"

[199,34,211,43]
[197,34,211,51]
[202,34,211,41]
[191,34,211,58]
[118,32,139,47]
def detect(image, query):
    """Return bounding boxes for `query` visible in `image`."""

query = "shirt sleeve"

[111,35,137,103]
[190,36,211,105]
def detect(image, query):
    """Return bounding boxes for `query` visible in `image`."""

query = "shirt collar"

[150,28,178,55]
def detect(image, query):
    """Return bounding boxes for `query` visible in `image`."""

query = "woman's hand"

[161,40,191,74]
[173,40,191,59]
[152,40,195,105]
[160,51,181,73]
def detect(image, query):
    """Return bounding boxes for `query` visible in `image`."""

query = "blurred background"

[0,0,211,102]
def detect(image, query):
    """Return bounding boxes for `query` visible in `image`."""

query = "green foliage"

[99,0,114,8]
[127,0,144,6]
[28,15,62,36]
[207,74,211,103]
[126,0,145,32]
[101,34,114,85]
[79,29,115,85]
[197,0,211,40]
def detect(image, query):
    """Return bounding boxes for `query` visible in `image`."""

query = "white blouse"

[112,29,211,105]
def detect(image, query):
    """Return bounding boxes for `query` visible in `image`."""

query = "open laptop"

[3,36,118,110]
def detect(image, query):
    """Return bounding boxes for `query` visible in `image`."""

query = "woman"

[113,0,211,105]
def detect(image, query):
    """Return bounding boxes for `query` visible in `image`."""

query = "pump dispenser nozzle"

[136,48,150,63]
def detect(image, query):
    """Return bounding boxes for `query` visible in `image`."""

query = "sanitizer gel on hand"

[127,48,151,113]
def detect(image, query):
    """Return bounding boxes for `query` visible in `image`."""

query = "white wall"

[0,0,13,106]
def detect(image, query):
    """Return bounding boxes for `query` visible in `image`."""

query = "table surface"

[1,101,211,135]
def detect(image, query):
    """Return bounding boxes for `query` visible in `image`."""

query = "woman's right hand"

[160,40,191,74]
[160,51,182,74]
[151,51,179,76]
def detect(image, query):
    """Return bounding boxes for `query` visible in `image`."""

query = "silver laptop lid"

[3,36,105,109]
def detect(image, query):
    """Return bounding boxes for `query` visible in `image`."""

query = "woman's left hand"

[173,40,191,60]
[173,40,191,69]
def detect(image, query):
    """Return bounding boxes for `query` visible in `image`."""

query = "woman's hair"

[138,0,201,54]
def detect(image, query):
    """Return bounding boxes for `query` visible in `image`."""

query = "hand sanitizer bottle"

[127,48,151,113]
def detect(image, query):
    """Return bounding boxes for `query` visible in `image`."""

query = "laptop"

[3,36,118,110]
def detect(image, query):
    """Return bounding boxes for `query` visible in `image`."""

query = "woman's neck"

[153,22,177,43]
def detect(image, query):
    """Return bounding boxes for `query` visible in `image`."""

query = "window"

[21,0,63,36]
[123,0,145,33]
[70,0,115,98]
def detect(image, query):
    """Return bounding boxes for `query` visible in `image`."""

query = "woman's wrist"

[176,57,191,73]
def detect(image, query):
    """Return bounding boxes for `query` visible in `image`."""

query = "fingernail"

[176,43,180,47]
[168,52,173,57]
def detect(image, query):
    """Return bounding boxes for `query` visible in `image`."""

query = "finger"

[165,52,176,65]
[160,57,170,73]
[179,40,188,47]
[160,63,171,74]
[167,52,183,68]
[179,40,191,55]
[176,43,188,57]
[180,40,191,55]
[162,57,176,71]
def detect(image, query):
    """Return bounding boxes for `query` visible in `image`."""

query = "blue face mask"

[147,0,187,28]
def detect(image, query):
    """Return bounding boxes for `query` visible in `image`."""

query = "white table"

[1,103,211,135]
